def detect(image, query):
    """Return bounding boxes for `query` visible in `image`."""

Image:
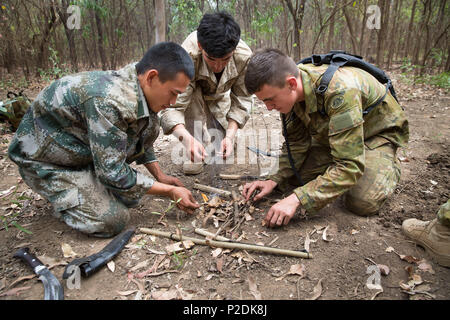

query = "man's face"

[146,72,190,113]
[201,49,234,73]
[255,82,297,114]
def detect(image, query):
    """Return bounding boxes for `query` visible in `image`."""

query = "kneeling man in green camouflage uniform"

[8,42,199,237]
[242,49,409,228]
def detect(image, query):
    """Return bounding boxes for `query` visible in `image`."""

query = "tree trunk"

[284,0,306,60]
[94,9,108,70]
[342,5,358,54]
[387,0,401,69]
[405,0,418,59]
[154,0,166,43]
[326,0,335,52]
[56,0,79,72]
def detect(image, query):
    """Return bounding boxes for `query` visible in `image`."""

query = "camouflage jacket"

[8,63,159,201]
[269,63,409,213]
[160,31,253,134]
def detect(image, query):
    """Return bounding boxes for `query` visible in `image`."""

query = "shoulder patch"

[331,95,344,109]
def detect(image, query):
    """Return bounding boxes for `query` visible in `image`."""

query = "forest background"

[0,0,449,90]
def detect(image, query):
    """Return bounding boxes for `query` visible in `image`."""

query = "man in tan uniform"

[242,49,409,228]
[160,12,252,174]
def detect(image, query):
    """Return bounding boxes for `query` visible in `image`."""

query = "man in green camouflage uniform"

[242,49,409,228]
[160,12,252,174]
[402,200,450,267]
[8,42,199,237]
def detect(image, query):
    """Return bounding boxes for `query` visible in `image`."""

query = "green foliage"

[168,0,203,42]
[400,57,449,89]
[38,47,68,81]
[251,6,283,36]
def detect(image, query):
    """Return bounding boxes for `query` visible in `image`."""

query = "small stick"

[140,228,312,259]
[193,183,231,198]
[194,228,231,242]
[219,174,259,180]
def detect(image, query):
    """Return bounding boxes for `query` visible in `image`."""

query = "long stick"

[139,228,312,259]
[193,183,231,198]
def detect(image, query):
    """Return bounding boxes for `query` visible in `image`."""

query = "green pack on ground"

[0,91,31,130]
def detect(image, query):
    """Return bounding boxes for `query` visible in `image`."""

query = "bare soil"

[0,71,449,301]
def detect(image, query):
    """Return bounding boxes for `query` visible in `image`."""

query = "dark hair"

[136,42,194,82]
[197,12,240,58]
[244,49,299,94]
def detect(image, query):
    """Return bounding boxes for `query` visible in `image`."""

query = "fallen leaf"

[129,259,149,272]
[378,264,390,276]
[398,156,410,163]
[244,213,254,221]
[400,254,421,264]
[216,256,224,273]
[322,226,333,242]
[117,290,138,296]
[61,243,77,258]
[107,261,115,273]
[308,278,323,300]
[165,240,195,254]
[351,229,360,235]
[276,264,306,281]
[248,276,262,300]
[385,246,395,253]
[211,248,222,258]
[418,260,435,274]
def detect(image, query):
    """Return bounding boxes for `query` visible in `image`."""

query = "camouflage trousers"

[437,200,450,227]
[19,164,133,238]
[287,140,401,216]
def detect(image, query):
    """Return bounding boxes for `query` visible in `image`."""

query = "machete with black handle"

[63,227,135,279]
[14,247,64,300]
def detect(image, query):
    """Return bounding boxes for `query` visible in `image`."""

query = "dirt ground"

[0,70,449,301]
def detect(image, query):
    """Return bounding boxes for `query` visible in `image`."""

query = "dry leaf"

[308,279,323,300]
[208,197,223,208]
[276,264,306,281]
[107,261,115,273]
[351,229,360,235]
[418,260,435,274]
[378,264,390,276]
[248,276,262,300]
[400,254,421,264]
[211,248,222,258]
[216,256,224,273]
[322,226,333,242]
[117,290,138,296]
[385,246,395,253]
[165,240,195,254]
[244,213,254,221]
[61,243,77,258]
[129,259,149,272]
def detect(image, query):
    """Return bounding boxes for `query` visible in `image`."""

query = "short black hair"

[197,12,241,58]
[136,42,194,82]
[245,49,299,94]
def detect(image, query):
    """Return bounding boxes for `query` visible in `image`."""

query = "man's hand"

[219,136,234,159]
[169,186,200,214]
[264,193,300,228]
[187,137,206,162]
[219,120,239,160]
[172,124,206,162]
[242,180,277,201]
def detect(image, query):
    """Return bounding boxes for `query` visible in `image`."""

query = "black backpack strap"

[281,113,304,187]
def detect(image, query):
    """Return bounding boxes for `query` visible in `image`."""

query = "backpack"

[0,91,31,130]
[298,50,400,116]
[283,50,400,186]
